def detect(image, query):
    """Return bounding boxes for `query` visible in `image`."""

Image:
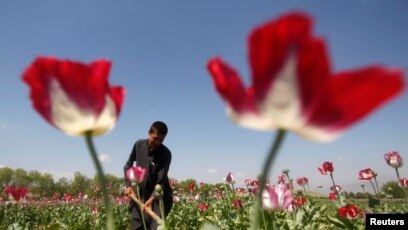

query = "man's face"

[148,129,165,151]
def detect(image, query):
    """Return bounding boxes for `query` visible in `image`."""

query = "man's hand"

[124,187,135,196]
[143,197,155,212]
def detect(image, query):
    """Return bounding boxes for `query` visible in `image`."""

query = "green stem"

[261,210,267,229]
[395,168,401,181]
[369,179,379,199]
[329,174,339,197]
[159,196,166,227]
[373,176,380,196]
[85,131,113,230]
[302,186,307,195]
[136,185,147,230]
[250,129,286,230]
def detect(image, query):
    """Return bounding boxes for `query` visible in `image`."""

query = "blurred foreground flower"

[207,11,404,229]
[22,57,125,230]
[22,57,125,136]
[207,13,404,142]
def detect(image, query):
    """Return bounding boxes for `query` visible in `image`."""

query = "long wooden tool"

[128,193,162,222]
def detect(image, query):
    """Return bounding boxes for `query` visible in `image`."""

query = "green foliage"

[382,181,408,198]
[1,176,408,229]
[0,168,123,200]
[0,203,130,230]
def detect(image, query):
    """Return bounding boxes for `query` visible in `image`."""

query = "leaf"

[327,216,346,228]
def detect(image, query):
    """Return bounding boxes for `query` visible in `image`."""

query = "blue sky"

[1,0,407,193]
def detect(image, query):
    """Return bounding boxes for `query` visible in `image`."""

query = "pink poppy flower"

[22,57,125,136]
[126,166,147,184]
[169,179,178,188]
[207,12,404,142]
[94,185,101,192]
[105,182,112,190]
[400,178,408,188]
[296,177,308,186]
[277,175,286,184]
[318,161,334,175]
[245,179,254,186]
[92,206,100,215]
[262,184,294,211]
[63,193,73,204]
[358,168,375,180]
[384,151,403,168]
[338,204,360,219]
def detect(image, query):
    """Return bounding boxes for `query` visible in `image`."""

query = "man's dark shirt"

[123,139,172,203]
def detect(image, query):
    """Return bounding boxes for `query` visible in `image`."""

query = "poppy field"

[1,171,408,230]
[2,7,407,230]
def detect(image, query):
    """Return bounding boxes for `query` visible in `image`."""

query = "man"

[124,121,173,230]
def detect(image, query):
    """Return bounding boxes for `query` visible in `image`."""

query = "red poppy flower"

[358,168,375,180]
[22,57,125,136]
[339,204,360,219]
[4,186,29,201]
[294,196,307,206]
[189,183,196,192]
[318,161,334,175]
[197,203,209,212]
[233,199,244,209]
[296,177,308,186]
[207,12,404,142]
[329,192,337,201]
